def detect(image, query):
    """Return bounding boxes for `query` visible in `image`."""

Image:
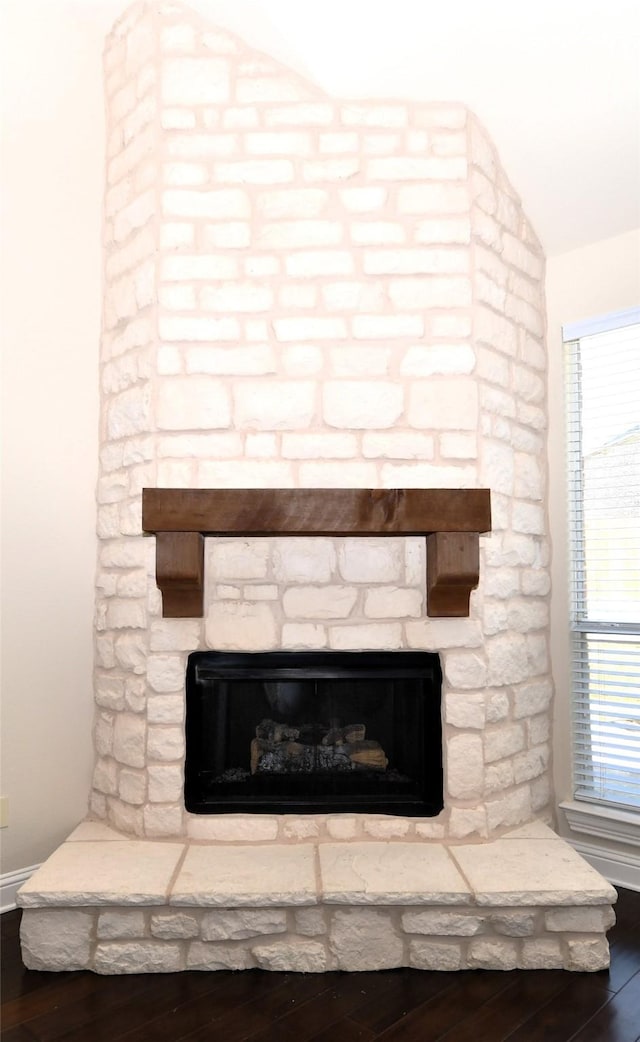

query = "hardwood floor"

[2,888,639,1042]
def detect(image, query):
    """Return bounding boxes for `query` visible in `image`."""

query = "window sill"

[560,799,640,848]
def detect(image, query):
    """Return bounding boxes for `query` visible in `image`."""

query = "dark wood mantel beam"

[142,488,491,619]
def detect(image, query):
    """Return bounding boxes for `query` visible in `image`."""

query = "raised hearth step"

[17,823,617,973]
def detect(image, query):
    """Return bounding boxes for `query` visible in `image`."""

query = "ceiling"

[13,0,640,256]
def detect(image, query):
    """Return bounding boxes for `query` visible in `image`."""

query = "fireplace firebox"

[185,650,443,816]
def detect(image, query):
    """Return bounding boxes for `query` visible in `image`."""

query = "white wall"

[0,3,103,874]
[546,228,640,876]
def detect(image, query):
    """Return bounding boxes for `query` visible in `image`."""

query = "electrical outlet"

[0,797,8,828]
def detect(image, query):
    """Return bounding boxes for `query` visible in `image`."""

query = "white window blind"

[564,310,640,811]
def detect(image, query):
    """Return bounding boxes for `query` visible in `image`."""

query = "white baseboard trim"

[568,839,640,893]
[1,864,40,914]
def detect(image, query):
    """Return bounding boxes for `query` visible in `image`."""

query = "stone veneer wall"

[92,0,552,842]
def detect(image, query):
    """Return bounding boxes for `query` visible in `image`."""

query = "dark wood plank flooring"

[2,888,639,1042]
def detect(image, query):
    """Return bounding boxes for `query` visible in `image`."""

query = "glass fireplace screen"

[185,650,443,816]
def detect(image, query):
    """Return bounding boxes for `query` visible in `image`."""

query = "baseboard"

[569,839,640,893]
[1,864,41,914]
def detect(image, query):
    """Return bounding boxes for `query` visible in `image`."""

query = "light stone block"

[146,726,185,762]
[451,833,618,906]
[119,768,146,804]
[20,910,93,971]
[467,938,518,970]
[149,619,201,651]
[491,911,536,936]
[443,651,487,690]
[400,344,475,378]
[364,587,422,619]
[330,909,404,970]
[329,623,403,651]
[253,940,328,972]
[97,909,147,939]
[298,462,378,488]
[257,187,328,219]
[402,910,484,936]
[519,938,564,969]
[352,315,423,340]
[146,654,184,696]
[282,432,357,459]
[259,220,342,249]
[148,765,183,803]
[485,788,532,833]
[283,586,357,620]
[273,538,336,583]
[187,942,254,970]
[233,381,315,429]
[486,633,530,685]
[326,817,359,840]
[408,378,477,430]
[545,907,616,933]
[205,602,278,650]
[338,540,403,583]
[143,804,184,837]
[566,938,610,971]
[17,841,185,906]
[362,431,434,460]
[295,907,328,936]
[446,734,483,799]
[95,941,183,974]
[283,818,321,840]
[320,843,471,904]
[324,381,403,429]
[147,695,184,725]
[113,714,146,768]
[445,692,485,730]
[162,57,230,105]
[448,807,488,840]
[513,745,550,785]
[414,821,446,840]
[208,539,269,580]
[409,939,462,970]
[93,758,118,796]
[156,377,231,431]
[282,623,328,648]
[363,818,410,839]
[513,678,553,719]
[405,618,481,652]
[171,844,317,906]
[185,344,276,377]
[150,912,200,939]
[201,908,287,940]
[186,816,279,842]
[484,724,526,763]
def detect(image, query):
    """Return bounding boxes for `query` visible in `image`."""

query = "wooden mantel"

[142,488,492,619]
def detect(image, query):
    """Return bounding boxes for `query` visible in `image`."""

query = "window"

[564,308,640,812]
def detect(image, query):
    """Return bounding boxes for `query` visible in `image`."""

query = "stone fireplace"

[17,0,617,973]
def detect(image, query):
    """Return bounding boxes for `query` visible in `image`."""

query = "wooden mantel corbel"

[142,488,491,620]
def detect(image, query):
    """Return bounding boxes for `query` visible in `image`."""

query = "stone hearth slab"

[320,842,471,904]
[170,843,317,907]
[18,826,617,972]
[451,835,618,906]
[18,841,186,907]
[66,822,130,842]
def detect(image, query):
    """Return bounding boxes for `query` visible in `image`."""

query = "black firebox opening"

[185,650,443,817]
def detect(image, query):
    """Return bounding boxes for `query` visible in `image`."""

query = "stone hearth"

[19,822,616,973]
